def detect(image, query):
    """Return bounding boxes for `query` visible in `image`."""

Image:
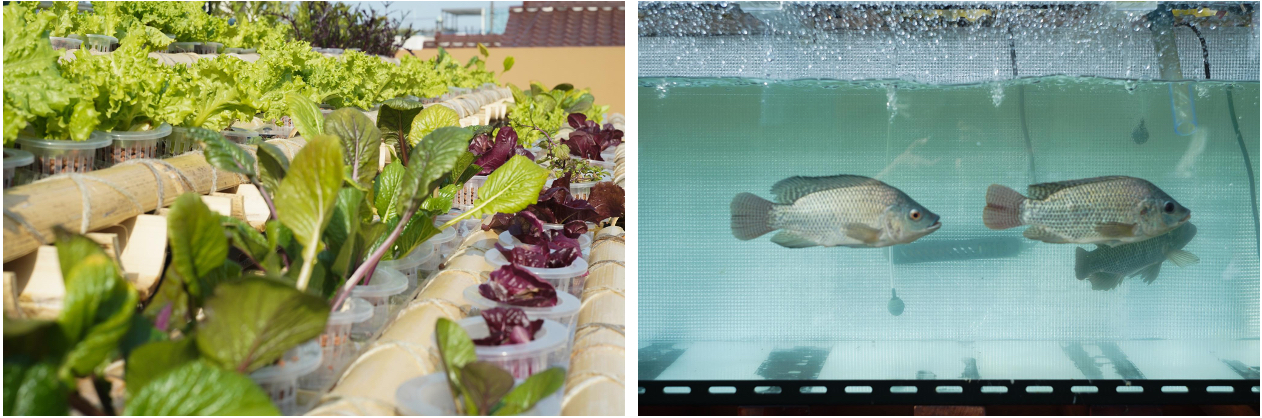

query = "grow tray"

[639,340,1261,406]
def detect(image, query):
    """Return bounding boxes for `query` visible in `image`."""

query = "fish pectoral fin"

[1138,263,1163,284]
[771,231,819,248]
[1165,249,1200,268]
[1087,272,1124,291]
[1022,226,1068,243]
[1095,222,1137,238]
[844,223,883,244]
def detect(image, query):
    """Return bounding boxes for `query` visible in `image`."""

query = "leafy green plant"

[435,318,563,416]
[3,3,99,145]
[506,82,605,148]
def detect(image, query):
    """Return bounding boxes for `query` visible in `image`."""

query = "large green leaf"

[535,94,557,115]
[509,83,528,104]
[285,92,324,138]
[221,216,271,270]
[467,155,550,218]
[275,134,344,291]
[373,160,406,221]
[56,252,138,379]
[459,361,514,416]
[492,368,565,416]
[422,184,460,215]
[3,361,67,416]
[565,93,594,114]
[435,318,478,415]
[125,338,199,397]
[403,127,473,205]
[377,97,425,163]
[448,151,478,186]
[52,228,110,281]
[387,213,438,260]
[408,105,459,146]
[193,127,256,176]
[123,360,279,416]
[195,278,329,373]
[256,142,289,195]
[166,193,229,300]
[326,108,381,189]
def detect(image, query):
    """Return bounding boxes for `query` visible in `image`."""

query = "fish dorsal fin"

[1023,226,1069,243]
[771,175,884,204]
[771,231,819,248]
[1026,176,1132,200]
[1166,249,1200,268]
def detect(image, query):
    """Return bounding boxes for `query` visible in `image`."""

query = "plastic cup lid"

[17,134,111,150]
[4,148,34,169]
[497,231,591,255]
[97,123,172,142]
[462,285,580,321]
[86,34,118,42]
[377,241,436,271]
[222,127,261,139]
[484,249,588,279]
[429,226,457,244]
[351,266,408,297]
[396,373,456,416]
[248,340,322,382]
[328,297,373,325]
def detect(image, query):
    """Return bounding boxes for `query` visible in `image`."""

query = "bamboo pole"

[3,138,307,262]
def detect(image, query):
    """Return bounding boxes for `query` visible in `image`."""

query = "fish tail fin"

[731,192,775,240]
[1074,247,1090,280]
[984,184,1026,230]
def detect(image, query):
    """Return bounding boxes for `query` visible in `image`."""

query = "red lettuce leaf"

[472,126,529,175]
[545,235,581,268]
[496,243,549,268]
[587,182,625,220]
[478,264,558,307]
[482,213,515,233]
[508,211,548,245]
[562,220,587,239]
[472,307,544,346]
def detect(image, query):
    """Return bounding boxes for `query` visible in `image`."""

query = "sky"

[342,1,523,34]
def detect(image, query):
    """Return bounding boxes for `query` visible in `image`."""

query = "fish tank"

[637,1,1260,408]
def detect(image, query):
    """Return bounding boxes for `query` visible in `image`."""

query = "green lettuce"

[3,3,98,145]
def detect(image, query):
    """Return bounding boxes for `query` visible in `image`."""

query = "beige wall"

[404,47,625,115]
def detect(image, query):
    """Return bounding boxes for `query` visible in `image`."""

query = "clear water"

[638,76,1260,381]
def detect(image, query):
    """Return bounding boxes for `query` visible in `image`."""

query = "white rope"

[118,158,197,208]
[3,208,48,244]
[38,173,143,234]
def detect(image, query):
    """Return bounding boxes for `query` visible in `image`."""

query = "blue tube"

[1168,83,1199,136]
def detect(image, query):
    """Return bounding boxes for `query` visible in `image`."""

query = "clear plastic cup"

[16,134,111,179]
[222,127,261,145]
[463,285,582,333]
[49,36,82,50]
[85,34,116,52]
[485,248,589,297]
[429,226,459,260]
[224,47,256,54]
[164,126,198,157]
[497,231,592,259]
[195,41,223,54]
[299,297,372,392]
[458,317,568,380]
[97,123,172,167]
[167,42,199,53]
[256,123,293,139]
[249,340,322,416]
[395,372,561,416]
[350,266,408,340]
[377,241,437,298]
[4,148,35,189]
[454,176,487,210]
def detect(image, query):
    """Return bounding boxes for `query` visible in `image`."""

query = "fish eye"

[1163,201,1176,213]
[909,209,921,221]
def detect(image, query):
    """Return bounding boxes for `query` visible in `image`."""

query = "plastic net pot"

[395,372,562,416]
[376,241,437,298]
[167,42,199,53]
[49,36,82,50]
[224,47,256,54]
[16,134,111,179]
[430,226,459,260]
[497,231,592,259]
[484,249,589,297]
[222,127,261,145]
[85,34,116,52]
[458,317,569,381]
[4,148,34,189]
[164,126,199,157]
[463,285,582,333]
[350,266,408,340]
[299,297,372,392]
[453,175,488,210]
[195,41,222,54]
[249,340,322,416]
[257,124,293,139]
[96,124,172,167]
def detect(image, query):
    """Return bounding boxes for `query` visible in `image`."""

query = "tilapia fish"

[731,175,941,248]
[1075,222,1199,291]
[984,176,1190,246]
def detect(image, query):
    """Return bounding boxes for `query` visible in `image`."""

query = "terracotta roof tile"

[502,1,624,47]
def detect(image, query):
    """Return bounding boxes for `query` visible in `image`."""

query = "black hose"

[1180,22,1212,79]
[1225,86,1259,252]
